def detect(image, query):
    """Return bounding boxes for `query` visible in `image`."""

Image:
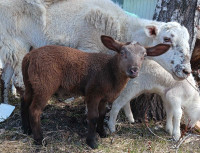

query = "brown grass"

[0,93,200,153]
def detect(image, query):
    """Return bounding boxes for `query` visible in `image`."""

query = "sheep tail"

[22,54,30,89]
[21,53,33,104]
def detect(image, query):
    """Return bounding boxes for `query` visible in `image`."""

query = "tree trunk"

[153,0,200,51]
[130,0,200,122]
[191,39,200,70]
[191,38,200,86]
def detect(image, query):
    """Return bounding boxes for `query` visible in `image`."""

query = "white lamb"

[108,59,200,141]
[0,0,191,103]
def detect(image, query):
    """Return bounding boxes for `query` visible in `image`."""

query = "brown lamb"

[21,35,170,149]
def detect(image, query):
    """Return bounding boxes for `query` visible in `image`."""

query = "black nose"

[182,69,191,75]
[130,67,139,74]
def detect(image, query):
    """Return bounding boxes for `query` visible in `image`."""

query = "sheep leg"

[21,88,33,135]
[29,96,48,145]
[1,64,14,103]
[172,102,182,141]
[12,68,25,96]
[96,100,108,138]
[165,89,182,141]
[11,84,17,97]
[11,74,18,97]
[163,101,173,135]
[108,95,132,133]
[123,102,135,123]
[86,97,101,149]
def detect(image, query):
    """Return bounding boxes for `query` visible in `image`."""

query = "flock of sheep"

[0,0,200,149]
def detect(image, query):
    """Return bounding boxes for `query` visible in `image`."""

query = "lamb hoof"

[108,124,116,133]
[97,128,109,138]
[172,133,181,142]
[86,138,98,149]
[34,138,46,146]
[130,121,135,124]
[27,129,32,135]
[128,118,135,124]
[34,140,42,145]
[23,127,32,135]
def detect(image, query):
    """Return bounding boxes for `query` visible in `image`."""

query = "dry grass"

[0,93,200,153]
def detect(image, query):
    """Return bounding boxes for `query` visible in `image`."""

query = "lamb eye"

[120,50,125,56]
[164,37,171,43]
[140,51,146,57]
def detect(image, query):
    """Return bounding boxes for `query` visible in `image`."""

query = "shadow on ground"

[0,95,200,153]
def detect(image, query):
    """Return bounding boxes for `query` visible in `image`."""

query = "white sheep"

[0,33,30,103]
[0,0,48,103]
[108,59,200,141]
[0,0,191,104]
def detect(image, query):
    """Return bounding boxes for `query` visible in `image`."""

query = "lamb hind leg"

[123,102,135,123]
[29,96,48,145]
[21,88,33,135]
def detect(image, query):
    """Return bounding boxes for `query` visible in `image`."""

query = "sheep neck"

[107,55,129,91]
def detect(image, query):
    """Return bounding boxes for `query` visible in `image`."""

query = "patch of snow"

[0,103,15,122]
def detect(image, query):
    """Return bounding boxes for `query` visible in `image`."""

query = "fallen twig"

[174,134,191,153]
[144,107,172,142]
[45,130,65,134]
[145,125,172,142]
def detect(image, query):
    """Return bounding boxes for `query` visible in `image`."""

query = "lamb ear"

[101,35,124,53]
[144,25,159,38]
[145,44,171,56]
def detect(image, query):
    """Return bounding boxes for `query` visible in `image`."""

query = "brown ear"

[101,35,124,53]
[145,44,171,56]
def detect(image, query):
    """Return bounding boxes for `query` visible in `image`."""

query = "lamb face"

[101,36,170,79]
[143,22,191,80]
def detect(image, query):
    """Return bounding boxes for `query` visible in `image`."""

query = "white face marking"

[147,22,191,80]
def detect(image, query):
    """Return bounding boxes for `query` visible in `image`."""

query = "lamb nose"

[182,69,191,75]
[130,67,139,73]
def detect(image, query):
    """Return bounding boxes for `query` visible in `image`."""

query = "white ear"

[144,25,159,38]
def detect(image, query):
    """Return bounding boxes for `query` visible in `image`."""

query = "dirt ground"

[0,92,200,153]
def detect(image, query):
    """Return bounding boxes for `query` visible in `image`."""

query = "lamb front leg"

[165,91,182,141]
[96,100,108,138]
[108,94,133,133]
[172,103,182,141]
[86,97,101,149]
[163,101,173,136]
